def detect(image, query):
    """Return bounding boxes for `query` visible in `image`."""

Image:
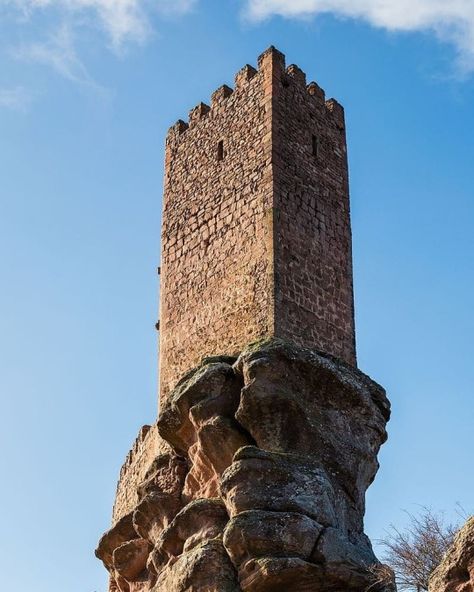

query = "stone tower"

[96,48,393,592]
[159,46,356,401]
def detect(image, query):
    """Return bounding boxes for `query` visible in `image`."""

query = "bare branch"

[378,508,459,591]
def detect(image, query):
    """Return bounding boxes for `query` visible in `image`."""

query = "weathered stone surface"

[113,539,152,580]
[311,526,376,567]
[183,416,249,500]
[239,556,388,592]
[96,513,154,592]
[130,450,187,549]
[239,554,380,592]
[152,539,240,592]
[133,492,181,545]
[136,451,188,500]
[220,446,338,526]
[148,497,238,591]
[98,338,392,592]
[96,513,138,571]
[429,517,474,592]
[113,425,171,524]
[157,362,242,454]
[223,510,324,567]
[239,556,323,592]
[150,498,229,573]
[157,361,251,502]
[234,339,389,523]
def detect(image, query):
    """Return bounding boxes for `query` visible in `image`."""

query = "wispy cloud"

[3,0,197,48]
[245,0,474,72]
[13,24,98,86]
[0,0,197,104]
[0,86,32,111]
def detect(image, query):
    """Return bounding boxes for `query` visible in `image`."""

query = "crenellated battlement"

[235,64,257,88]
[166,46,344,145]
[211,84,233,108]
[286,63,307,86]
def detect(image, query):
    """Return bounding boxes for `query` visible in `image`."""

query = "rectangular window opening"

[312,134,319,157]
[217,140,224,162]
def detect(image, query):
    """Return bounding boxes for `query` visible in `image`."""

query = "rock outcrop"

[430,517,474,592]
[96,339,393,592]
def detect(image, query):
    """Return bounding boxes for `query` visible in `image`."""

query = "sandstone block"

[220,445,338,527]
[223,510,324,567]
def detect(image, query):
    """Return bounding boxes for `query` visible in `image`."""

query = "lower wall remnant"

[96,339,394,592]
[112,425,170,524]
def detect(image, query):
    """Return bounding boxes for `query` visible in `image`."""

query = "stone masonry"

[159,46,356,402]
[97,47,392,592]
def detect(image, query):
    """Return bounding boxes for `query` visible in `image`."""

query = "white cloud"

[0,0,197,104]
[1,0,197,92]
[13,24,97,85]
[2,0,197,48]
[0,86,32,110]
[12,24,115,101]
[245,0,474,71]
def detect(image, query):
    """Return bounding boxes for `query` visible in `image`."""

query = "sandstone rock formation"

[96,339,393,591]
[430,517,474,592]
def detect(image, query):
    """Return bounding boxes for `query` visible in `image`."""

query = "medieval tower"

[97,48,392,592]
[159,46,356,401]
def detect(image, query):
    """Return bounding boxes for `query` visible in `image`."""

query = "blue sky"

[0,1,473,591]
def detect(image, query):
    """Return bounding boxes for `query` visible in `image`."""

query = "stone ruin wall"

[159,47,356,403]
[112,425,161,524]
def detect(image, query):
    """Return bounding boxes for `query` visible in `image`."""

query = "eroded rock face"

[429,517,474,592]
[96,339,393,592]
[220,446,338,524]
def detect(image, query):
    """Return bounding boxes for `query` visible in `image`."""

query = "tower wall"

[159,47,356,403]
[159,53,276,401]
[271,51,356,364]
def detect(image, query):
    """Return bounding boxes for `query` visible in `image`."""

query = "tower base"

[96,339,394,592]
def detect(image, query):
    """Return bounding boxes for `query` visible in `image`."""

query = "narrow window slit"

[312,134,319,157]
[217,140,224,161]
